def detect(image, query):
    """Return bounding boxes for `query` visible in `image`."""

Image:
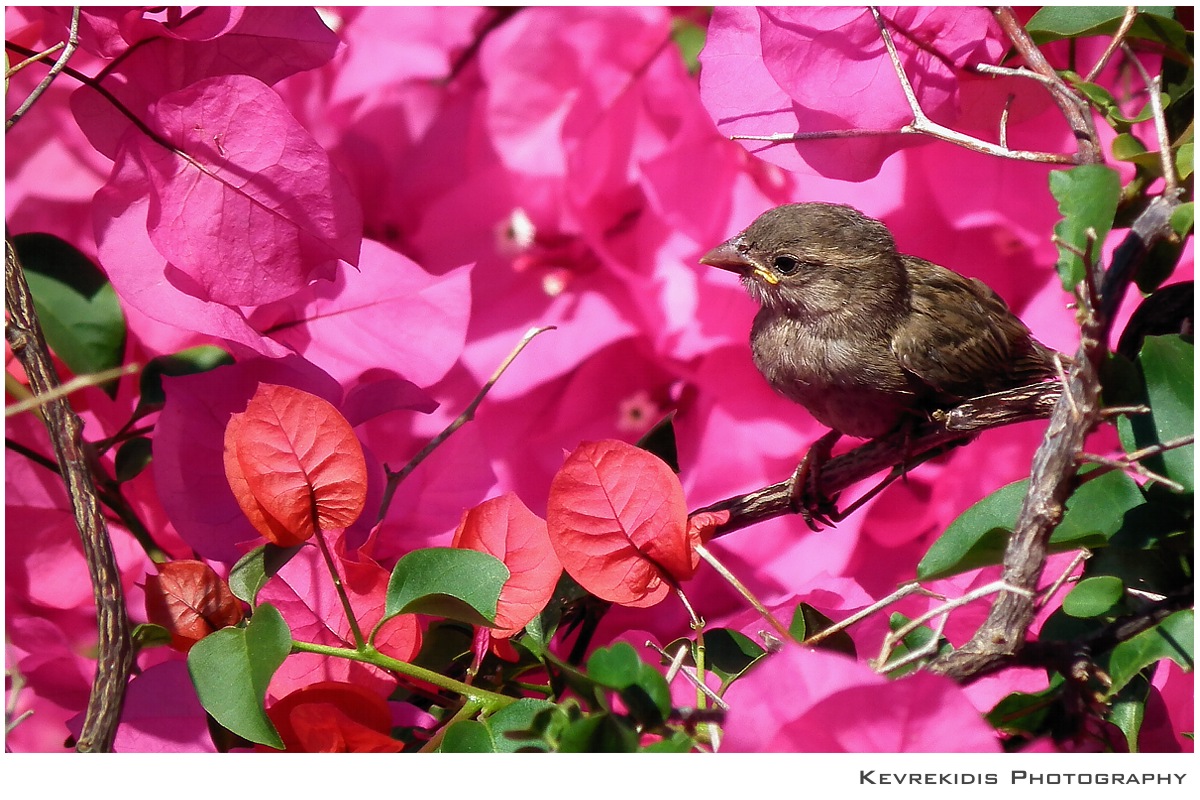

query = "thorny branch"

[5,240,133,751]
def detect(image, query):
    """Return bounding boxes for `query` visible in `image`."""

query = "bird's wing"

[891,259,1035,401]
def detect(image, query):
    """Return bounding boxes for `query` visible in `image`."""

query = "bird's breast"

[749,309,916,438]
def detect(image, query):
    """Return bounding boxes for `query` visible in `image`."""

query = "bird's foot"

[787,430,843,531]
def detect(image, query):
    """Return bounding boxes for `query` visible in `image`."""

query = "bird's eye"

[773,255,801,275]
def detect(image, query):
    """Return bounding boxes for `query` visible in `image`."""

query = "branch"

[929,192,1186,682]
[5,6,79,131]
[376,326,555,523]
[1007,589,1193,681]
[693,382,1061,537]
[731,7,1101,166]
[5,239,133,751]
[992,6,1103,165]
[1085,7,1139,83]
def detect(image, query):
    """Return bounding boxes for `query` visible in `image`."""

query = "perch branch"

[693,382,1061,537]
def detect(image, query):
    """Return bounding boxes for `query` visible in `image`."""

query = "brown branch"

[929,191,1186,682]
[1085,7,1139,83]
[993,6,1103,165]
[1007,589,1192,680]
[734,7,1104,166]
[693,383,1061,537]
[5,239,133,751]
[5,6,79,131]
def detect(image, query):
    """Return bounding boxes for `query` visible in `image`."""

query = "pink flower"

[722,644,1001,752]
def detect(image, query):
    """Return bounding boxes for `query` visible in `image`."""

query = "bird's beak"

[700,237,779,285]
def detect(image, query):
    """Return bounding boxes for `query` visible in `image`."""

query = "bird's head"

[701,203,906,316]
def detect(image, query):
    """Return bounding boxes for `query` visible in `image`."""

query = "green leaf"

[636,412,680,473]
[556,712,638,753]
[385,547,508,627]
[919,470,1144,580]
[1107,674,1150,753]
[1062,575,1125,618]
[1054,470,1147,544]
[1027,7,1189,57]
[1068,80,1166,133]
[1176,143,1194,181]
[132,622,173,650]
[440,720,495,753]
[1103,609,1193,697]
[13,232,127,396]
[586,641,643,687]
[114,437,153,483]
[701,628,766,685]
[642,730,697,753]
[1027,6,1158,37]
[671,16,706,75]
[1170,202,1193,237]
[187,603,291,749]
[919,480,1026,579]
[658,629,765,689]
[137,345,234,412]
[986,689,1054,737]
[1118,335,1194,493]
[1111,133,1162,171]
[789,602,857,657]
[482,698,557,753]
[1049,165,1122,290]
[587,642,673,726]
[228,543,305,606]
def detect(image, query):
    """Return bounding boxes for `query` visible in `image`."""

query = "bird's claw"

[787,430,843,531]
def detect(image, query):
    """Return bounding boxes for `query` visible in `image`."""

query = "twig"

[5,42,65,76]
[1122,42,1179,195]
[999,93,1014,148]
[6,364,140,417]
[5,239,133,751]
[802,582,940,647]
[6,6,80,130]
[992,6,1102,164]
[1085,7,1139,83]
[1077,434,1193,493]
[877,614,949,675]
[376,326,555,523]
[731,8,1091,165]
[313,528,366,649]
[878,580,1031,671]
[870,6,1078,164]
[693,543,792,642]
[1036,550,1090,609]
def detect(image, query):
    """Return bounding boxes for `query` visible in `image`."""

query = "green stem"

[290,640,516,711]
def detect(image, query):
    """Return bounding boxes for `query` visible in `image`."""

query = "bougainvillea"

[5,6,1193,758]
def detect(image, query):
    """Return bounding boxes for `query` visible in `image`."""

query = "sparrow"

[701,203,1061,523]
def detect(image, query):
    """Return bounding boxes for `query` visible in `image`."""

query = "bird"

[701,202,1061,525]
